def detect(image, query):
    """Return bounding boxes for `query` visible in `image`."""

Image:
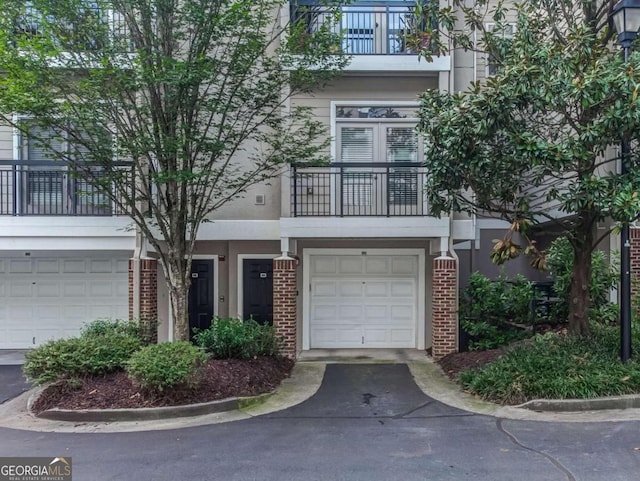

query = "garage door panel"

[363,304,388,322]
[64,281,87,297]
[310,254,419,349]
[10,283,33,297]
[338,257,363,274]
[63,259,86,273]
[10,260,32,273]
[37,282,60,297]
[339,305,363,320]
[390,305,414,321]
[313,281,337,297]
[364,257,388,274]
[0,255,130,349]
[311,304,337,320]
[312,256,338,274]
[339,281,363,297]
[391,281,414,297]
[36,259,60,273]
[390,329,414,343]
[312,326,362,345]
[364,282,389,297]
[0,260,5,273]
[391,257,416,275]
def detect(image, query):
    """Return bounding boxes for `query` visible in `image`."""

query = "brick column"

[631,229,640,314]
[129,258,158,343]
[432,257,458,360]
[273,256,297,359]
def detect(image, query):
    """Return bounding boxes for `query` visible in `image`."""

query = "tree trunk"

[568,234,593,337]
[162,255,191,341]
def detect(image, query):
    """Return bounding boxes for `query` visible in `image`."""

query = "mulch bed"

[437,348,505,380]
[31,356,294,415]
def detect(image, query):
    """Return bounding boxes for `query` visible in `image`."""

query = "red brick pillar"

[129,258,158,343]
[273,256,297,359]
[631,229,640,313]
[432,257,458,360]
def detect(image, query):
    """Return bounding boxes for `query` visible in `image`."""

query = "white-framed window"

[332,103,423,212]
[484,23,516,77]
[15,119,113,214]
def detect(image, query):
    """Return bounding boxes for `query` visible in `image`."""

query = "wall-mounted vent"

[255,194,265,205]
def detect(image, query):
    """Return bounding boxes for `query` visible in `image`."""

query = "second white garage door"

[0,254,130,349]
[309,254,419,348]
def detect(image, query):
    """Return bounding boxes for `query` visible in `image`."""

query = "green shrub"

[24,332,142,385]
[460,319,529,351]
[460,272,534,350]
[193,317,280,359]
[81,319,142,340]
[460,323,640,404]
[126,342,207,392]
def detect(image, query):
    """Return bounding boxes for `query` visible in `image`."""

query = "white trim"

[302,248,426,351]
[161,220,280,241]
[281,216,450,239]
[237,254,279,320]
[344,55,451,72]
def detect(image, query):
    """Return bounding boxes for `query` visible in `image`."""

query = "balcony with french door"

[0,161,131,216]
[291,162,428,217]
[289,0,450,72]
[282,161,451,240]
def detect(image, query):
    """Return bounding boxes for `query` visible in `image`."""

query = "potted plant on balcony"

[402,1,435,54]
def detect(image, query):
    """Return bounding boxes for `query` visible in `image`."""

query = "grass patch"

[460,323,640,405]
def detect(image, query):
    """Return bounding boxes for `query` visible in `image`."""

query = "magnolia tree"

[418,0,640,335]
[0,0,347,340]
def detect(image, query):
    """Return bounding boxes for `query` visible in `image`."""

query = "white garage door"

[309,254,418,348]
[0,255,130,349]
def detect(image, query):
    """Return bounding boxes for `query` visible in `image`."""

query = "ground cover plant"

[457,322,640,404]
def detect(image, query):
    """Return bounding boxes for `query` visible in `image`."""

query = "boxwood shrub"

[23,332,142,385]
[126,342,207,393]
[193,317,280,359]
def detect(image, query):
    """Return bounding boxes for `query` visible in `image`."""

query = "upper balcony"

[289,0,450,72]
[291,162,429,217]
[0,161,132,216]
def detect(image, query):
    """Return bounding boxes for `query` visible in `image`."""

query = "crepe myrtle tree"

[418,0,640,335]
[0,0,348,341]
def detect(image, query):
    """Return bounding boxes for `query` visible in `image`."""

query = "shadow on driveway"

[0,365,31,404]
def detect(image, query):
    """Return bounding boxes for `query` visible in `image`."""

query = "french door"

[335,122,422,216]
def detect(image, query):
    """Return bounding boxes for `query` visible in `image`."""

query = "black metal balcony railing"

[291,1,435,55]
[0,161,132,216]
[292,163,428,216]
[15,5,130,51]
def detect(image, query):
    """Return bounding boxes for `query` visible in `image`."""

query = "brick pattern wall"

[129,258,158,344]
[631,229,640,309]
[273,257,297,359]
[432,257,458,360]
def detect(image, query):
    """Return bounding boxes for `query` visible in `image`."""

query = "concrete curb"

[35,392,274,422]
[517,395,640,412]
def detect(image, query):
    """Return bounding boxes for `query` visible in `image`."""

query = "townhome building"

[1,0,635,359]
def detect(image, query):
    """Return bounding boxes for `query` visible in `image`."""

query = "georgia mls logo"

[0,457,72,481]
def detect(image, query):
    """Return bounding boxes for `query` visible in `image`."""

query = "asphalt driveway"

[0,365,30,404]
[1,363,640,481]
[270,363,470,419]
